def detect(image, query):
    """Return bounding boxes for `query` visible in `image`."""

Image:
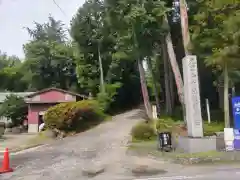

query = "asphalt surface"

[0,109,240,179]
[134,166,240,180]
[0,109,144,180]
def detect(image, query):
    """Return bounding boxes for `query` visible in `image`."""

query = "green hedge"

[43,100,106,133]
[131,117,225,142]
[203,122,224,136]
[131,121,156,141]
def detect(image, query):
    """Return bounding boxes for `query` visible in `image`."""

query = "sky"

[0,0,85,58]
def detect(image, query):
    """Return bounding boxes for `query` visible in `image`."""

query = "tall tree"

[105,0,169,118]
[71,0,142,111]
[192,0,240,127]
[23,16,78,91]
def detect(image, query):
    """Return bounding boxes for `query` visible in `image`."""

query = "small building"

[24,88,86,133]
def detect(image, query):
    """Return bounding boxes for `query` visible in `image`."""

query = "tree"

[104,0,170,118]
[71,0,142,111]
[192,0,240,127]
[71,0,114,95]
[0,94,28,126]
[25,15,66,43]
[23,16,79,91]
[0,52,27,91]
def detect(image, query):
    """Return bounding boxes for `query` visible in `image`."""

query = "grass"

[173,151,223,158]
[27,131,52,145]
[128,141,234,165]
[10,132,54,152]
[131,115,225,143]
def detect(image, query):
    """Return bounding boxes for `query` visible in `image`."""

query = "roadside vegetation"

[129,111,226,164]
[131,114,224,142]
[43,99,107,137]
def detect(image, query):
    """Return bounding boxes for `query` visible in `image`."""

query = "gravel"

[0,109,147,180]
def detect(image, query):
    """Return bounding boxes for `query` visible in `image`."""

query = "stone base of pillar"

[177,136,217,153]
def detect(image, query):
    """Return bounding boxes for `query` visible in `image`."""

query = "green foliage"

[131,117,224,141]
[71,0,143,110]
[105,0,169,59]
[23,40,78,90]
[0,0,239,123]
[191,1,240,68]
[23,16,79,91]
[0,94,27,126]
[43,100,105,132]
[97,82,122,111]
[156,118,176,132]
[203,122,224,136]
[191,1,240,127]
[131,121,156,141]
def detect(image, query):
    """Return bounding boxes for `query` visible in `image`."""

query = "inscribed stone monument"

[182,55,203,137]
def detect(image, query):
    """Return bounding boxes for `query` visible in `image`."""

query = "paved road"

[1,108,240,179]
[0,109,145,180]
[133,165,240,180]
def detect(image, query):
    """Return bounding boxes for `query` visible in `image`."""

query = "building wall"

[27,90,78,133]
[28,104,54,124]
[28,104,55,133]
[27,90,76,103]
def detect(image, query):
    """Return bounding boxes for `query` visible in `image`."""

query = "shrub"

[155,118,178,132]
[131,121,156,141]
[43,100,105,133]
[97,83,122,112]
[203,122,224,136]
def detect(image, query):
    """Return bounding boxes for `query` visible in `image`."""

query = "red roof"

[25,87,87,99]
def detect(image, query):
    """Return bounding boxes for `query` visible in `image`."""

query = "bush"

[97,83,122,112]
[43,100,106,133]
[131,121,156,141]
[156,118,176,132]
[203,122,224,136]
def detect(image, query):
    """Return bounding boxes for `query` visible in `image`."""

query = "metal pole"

[206,98,211,124]
[98,42,105,94]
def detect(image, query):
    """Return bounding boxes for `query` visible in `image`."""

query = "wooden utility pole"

[179,0,191,55]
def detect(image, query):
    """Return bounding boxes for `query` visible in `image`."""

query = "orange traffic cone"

[0,148,13,174]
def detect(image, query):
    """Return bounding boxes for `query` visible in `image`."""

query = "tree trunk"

[98,42,105,94]
[169,62,175,113]
[147,57,161,115]
[138,59,152,119]
[162,42,172,115]
[165,32,186,123]
[223,63,230,128]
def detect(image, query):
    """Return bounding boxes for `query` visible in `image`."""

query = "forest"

[0,0,239,127]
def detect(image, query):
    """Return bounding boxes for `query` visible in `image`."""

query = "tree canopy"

[0,0,239,124]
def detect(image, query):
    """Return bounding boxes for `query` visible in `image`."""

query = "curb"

[0,143,47,156]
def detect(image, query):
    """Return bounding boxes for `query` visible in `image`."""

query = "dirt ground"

[0,133,40,154]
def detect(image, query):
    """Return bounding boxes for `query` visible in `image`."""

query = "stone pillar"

[182,55,203,137]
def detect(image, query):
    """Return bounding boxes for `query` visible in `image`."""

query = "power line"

[52,0,67,17]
